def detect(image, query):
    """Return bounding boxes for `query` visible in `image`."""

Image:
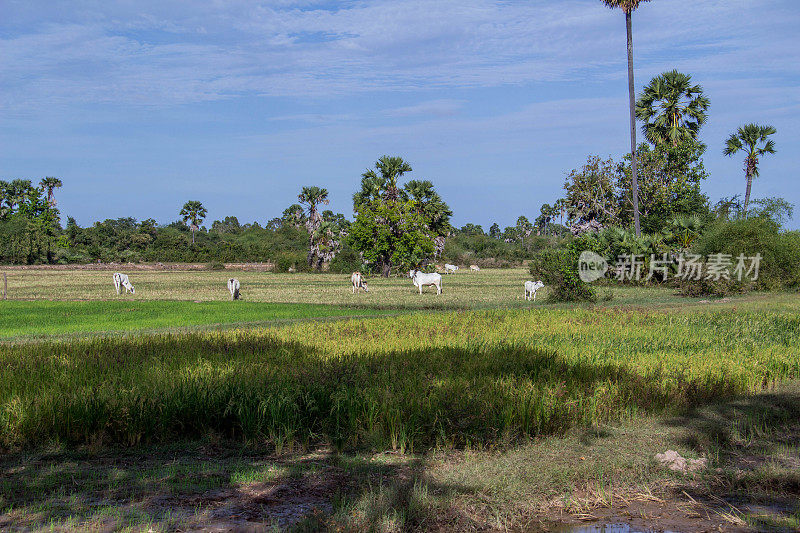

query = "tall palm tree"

[298,186,330,266]
[601,0,650,236]
[179,200,207,244]
[39,177,63,207]
[298,186,329,232]
[636,70,709,146]
[724,124,777,214]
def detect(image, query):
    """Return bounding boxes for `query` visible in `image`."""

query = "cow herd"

[112,267,545,301]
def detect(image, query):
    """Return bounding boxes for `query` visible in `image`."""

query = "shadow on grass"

[665,382,800,530]
[0,443,483,532]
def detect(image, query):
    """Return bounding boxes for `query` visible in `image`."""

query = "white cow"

[411,270,442,295]
[113,273,135,295]
[444,264,459,274]
[524,280,545,301]
[228,278,241,300]
[351,271,369,293]
[470,265,480,271]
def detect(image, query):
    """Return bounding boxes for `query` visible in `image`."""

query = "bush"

[693,218,800,290]
[273,251,308,273]
[328,245,362,274]
[529,249,596,302]
[205,261,225,271]
[678,277,744,298]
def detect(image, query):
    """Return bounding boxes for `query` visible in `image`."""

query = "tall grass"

[1,303,798,451]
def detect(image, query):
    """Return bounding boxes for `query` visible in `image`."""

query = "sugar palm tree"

[403,179,453,237]
[39,177,63,207]
[724,124,777,214]
[298,186,330,266]
[636,70,709,146]
[179,200,207,244]
[372,156,413,202]
[600,0,651,236]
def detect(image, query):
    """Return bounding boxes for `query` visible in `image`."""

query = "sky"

[1,0,798,229]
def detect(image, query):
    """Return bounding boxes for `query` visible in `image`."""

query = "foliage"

[617,141,709,233]
[693,217,800,290]
[350,157,450,276]
[636,70,710,147]
[179,200,207,244]
[349,198,434,276]
[562,156,620,229]
[723,123,777,213]
[529,247,596,302]
[0,179,61,264]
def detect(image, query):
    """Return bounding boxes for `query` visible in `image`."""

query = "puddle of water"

[562,524,680,533]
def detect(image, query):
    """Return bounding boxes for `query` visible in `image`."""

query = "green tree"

[349,198,433,277]
[39,177,63,207]
[489,223,501,239]
[636,70,710,147]
[403,179,453,237]
[350,157,446,276]
[563,155,621,231]
[723,123,777,214]
[179,200,207,244]
[600,0,651,236]
[298,186,330,267]
[617,140,709,233]
[281,204,306,228]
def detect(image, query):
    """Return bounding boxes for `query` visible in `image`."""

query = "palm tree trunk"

[625,10,641,236]
[743,172,753,215]
[192,230,195,244]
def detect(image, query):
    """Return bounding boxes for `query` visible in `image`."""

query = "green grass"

[0,300,398,339]
[2,299,798,451]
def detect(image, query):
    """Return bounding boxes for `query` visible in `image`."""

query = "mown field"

[2,267,694,307]
[1,268,720,339]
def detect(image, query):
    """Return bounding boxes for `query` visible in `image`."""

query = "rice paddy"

[1,268,799,530]
[2,292,798,451]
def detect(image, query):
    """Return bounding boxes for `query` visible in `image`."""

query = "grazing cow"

[228,278,241,300]
[524,280,545,301]
[351,271,369,293]
[470,265,480,271]
[444,264,459,274]
[411,270,442,295]
[113,273,135,295]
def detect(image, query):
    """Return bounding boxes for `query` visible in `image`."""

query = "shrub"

[693,218,800,290]
[530,248,596,302]
[205,261,226,271]
[273,251,308,273]
[328,245,362,274]
[678,277,744,298]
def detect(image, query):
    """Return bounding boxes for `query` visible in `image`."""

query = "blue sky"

[1,0,798,229]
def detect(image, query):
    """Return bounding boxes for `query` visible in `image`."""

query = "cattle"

[524,280,545,301]
[228,278,241,300]
[113,273,135,295]
[444,264,459,274]
[470,265,480,271]
[410,270,442,295]
[351,271,369,293]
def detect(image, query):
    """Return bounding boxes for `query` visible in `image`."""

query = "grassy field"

[2,296,798,451]
[0,300,399,339]
[2,267,696,308]
[1,268,798,530]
